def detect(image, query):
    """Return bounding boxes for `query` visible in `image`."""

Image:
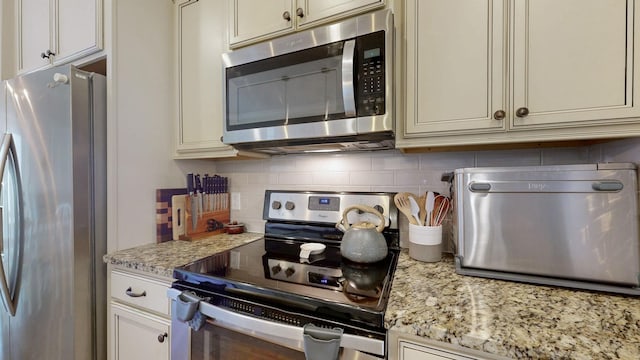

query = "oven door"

[168,289,384,360]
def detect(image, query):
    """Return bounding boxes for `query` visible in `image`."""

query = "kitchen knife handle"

[187,173,194,194]
[195,174,202,192]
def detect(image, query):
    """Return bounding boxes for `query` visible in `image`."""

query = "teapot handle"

[337,205,385,233]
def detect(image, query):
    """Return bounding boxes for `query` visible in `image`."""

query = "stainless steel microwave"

[221,10,394,155]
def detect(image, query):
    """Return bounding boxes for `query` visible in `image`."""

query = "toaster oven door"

[454,164,640,288]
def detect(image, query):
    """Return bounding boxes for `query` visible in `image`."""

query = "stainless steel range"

[168,190,400,360]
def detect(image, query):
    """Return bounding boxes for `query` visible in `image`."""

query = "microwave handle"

[342,40,356,117]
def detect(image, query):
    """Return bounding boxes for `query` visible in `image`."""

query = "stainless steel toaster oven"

[453,163,640,295]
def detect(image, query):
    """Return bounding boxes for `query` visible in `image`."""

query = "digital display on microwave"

[364,48,381,59]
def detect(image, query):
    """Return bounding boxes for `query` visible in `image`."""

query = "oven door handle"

[167,288,384,356]
[342,39,357,117]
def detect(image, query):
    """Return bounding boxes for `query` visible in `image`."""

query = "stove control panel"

[267,259,343,291]
[263,191,398,229]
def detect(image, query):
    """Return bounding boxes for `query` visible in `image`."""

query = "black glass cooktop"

[173,238,399,329]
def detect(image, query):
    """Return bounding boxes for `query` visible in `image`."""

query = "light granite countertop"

[385,251,640,359]
[102,232,263,278]
[103,235,639,359]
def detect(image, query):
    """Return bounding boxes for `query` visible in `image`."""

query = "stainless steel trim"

[342,40,356,117]
[167,288,385,357]
[470,180,625,193]
[455,257,640,296]
[264,191,398,229]
[0,134,17,316]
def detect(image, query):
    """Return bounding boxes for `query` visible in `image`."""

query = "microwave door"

[225,41,352,134]
[341,39,356,117]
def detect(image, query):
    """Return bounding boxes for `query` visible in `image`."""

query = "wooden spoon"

[394,192,419,225]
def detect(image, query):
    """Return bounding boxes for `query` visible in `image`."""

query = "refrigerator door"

[0,82,10,360]
[3,65,106,360]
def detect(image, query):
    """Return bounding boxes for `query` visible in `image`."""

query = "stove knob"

[285,201,295,211]
[373,205,384,214]
[284,267,295,277]
[272,201,282,210]
[271,264,282,275]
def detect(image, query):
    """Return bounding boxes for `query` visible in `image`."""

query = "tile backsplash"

[215,145,604,232]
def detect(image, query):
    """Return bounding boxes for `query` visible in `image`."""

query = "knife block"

[172,194,230,241]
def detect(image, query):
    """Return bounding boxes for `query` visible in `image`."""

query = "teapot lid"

[352,221,377,230]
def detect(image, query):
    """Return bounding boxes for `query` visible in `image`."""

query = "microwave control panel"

[357,31,386,116]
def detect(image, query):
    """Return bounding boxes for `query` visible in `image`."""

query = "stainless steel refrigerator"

[0,64,106,359]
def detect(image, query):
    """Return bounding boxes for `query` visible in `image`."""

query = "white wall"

[107,0,216,251]
[597,137,640,162]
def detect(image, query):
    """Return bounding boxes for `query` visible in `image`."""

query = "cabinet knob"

[125,287,147,298]
[282,11,291,21]
[157,332,168,343]
[296,7,304,18]
[515,107,530,118]
[40,49,56,59]
[493,110,506,120]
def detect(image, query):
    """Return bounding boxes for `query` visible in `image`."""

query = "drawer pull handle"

[125,287,147,298]
[158,332,168,343]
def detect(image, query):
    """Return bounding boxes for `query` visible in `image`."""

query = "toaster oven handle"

[342,39,356,117]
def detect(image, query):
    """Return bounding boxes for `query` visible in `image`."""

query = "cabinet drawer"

[111,270,171,316]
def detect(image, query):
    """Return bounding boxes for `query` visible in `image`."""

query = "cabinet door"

[18,0,51,73]
[55,0,103,64]
[176,0,239,158]
[296,0,384,28]
[404,0,507,137]
[511,0,640,128]
[110,303,170,360]
[229,0,294,47]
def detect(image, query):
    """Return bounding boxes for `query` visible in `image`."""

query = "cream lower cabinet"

[108,268,172,360]
[398,0,640,149]
[388,331,504,360]
[229,0,384,48]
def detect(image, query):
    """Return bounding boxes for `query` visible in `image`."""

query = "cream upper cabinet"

[399,0,640,149]
[18,0,50,73]
[229,0,294,47]
[403,0,506,136]
[510,0,640,128]
[174,0,240,159]
[229,0,384,48]
[17,0,103,74]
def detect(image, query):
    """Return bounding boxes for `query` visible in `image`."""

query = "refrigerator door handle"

[0,133,21,316]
